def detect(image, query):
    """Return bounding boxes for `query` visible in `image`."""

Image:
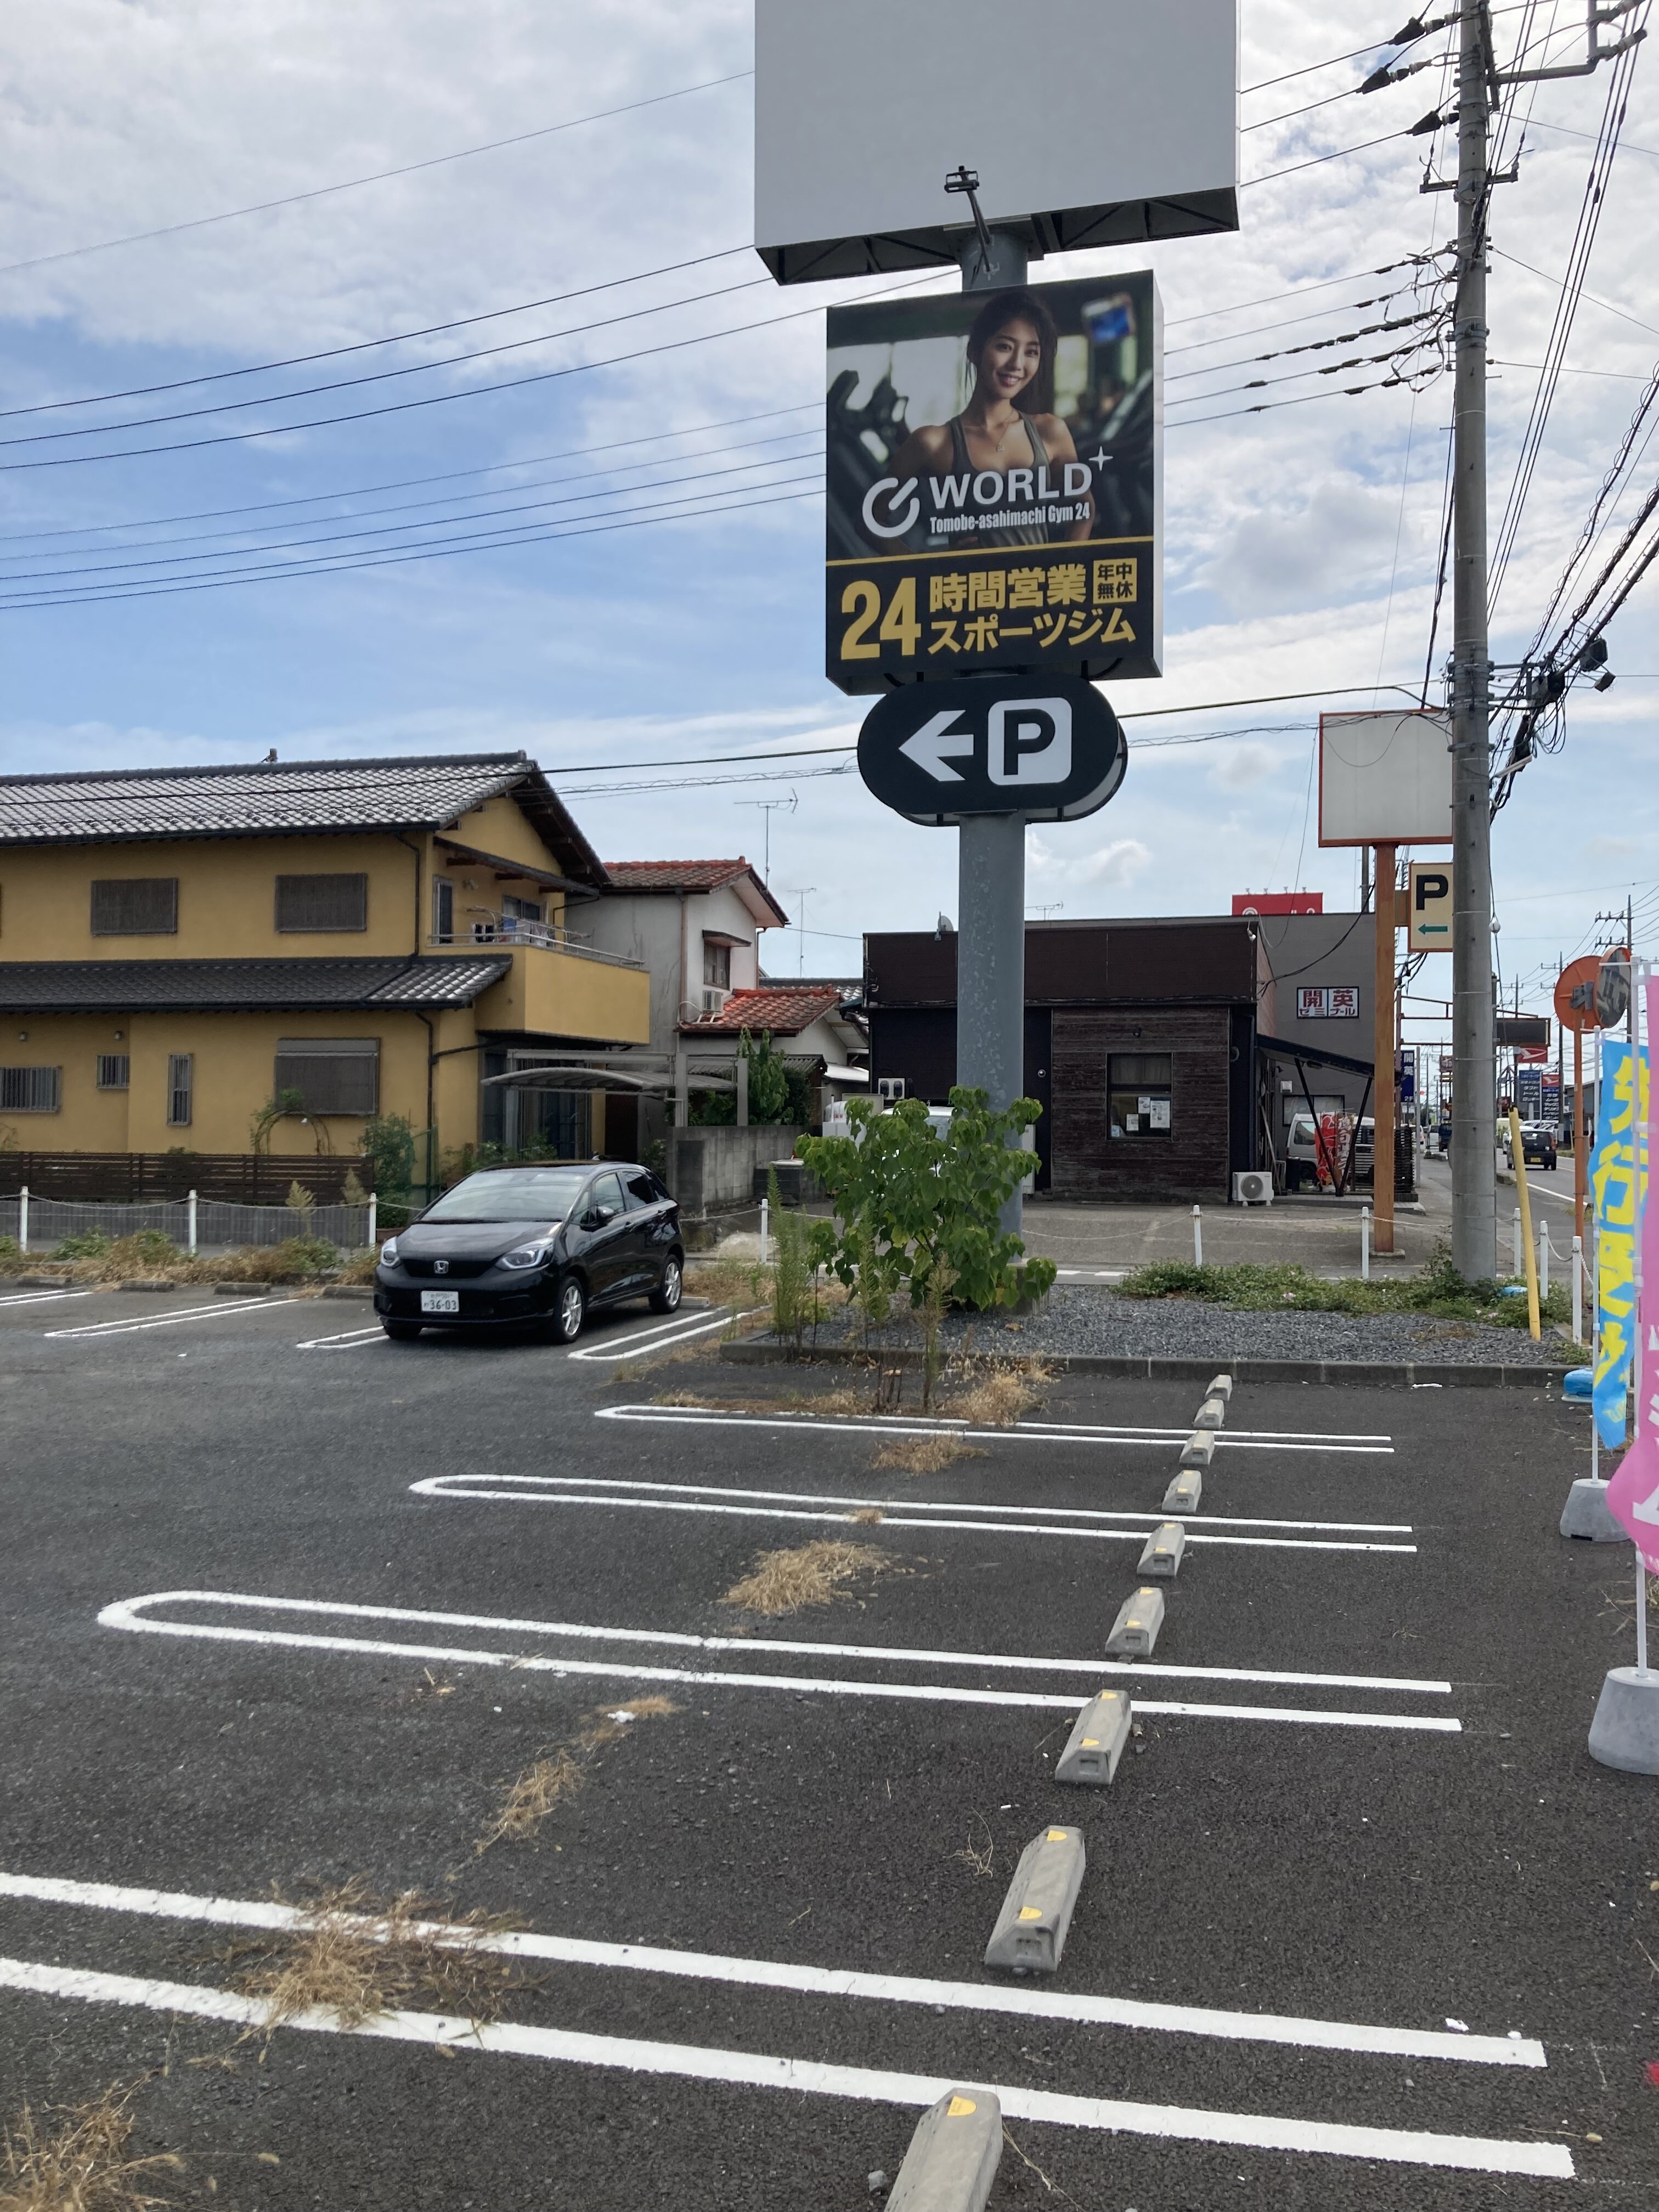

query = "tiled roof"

[0,956,510,1014]
[0,753,608,885]
[680,983,849,1037]
[603,860,754,891]
[601,858,789,928]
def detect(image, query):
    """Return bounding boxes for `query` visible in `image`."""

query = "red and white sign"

[1296,986,1360,1020]
[1233,891,1324,916]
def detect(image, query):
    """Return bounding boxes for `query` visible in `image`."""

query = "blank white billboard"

[755,0,1239,284]
[1318,712,1454,847]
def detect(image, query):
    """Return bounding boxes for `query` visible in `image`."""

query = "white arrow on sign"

[898,710,975,783]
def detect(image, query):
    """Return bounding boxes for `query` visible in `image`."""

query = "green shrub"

[50,1230,113,1260]
[766,1166,833,1348]
[798,1087,1057,1318]
[0,1233,20,1260]
[361,1111,416,1198]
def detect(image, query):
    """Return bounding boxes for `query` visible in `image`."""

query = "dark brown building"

[865,918,1271,1200]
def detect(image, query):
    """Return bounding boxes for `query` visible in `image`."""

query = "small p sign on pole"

[1408,861,1453,951]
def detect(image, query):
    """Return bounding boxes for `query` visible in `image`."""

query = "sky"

[1,0,1657,1068]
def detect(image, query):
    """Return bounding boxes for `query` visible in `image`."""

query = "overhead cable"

[0,71,754,280]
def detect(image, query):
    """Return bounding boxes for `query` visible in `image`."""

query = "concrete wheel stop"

[1560,1479,1627,1541]
[1588,1666,1659,1774]
[984,1826,1086,1974]
[887,2088,1001,2212]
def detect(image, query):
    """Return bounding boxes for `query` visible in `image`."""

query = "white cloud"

[1082,838,1152,888]
[1209,740,1280,791]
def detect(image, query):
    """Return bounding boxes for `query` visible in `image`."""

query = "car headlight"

[500,1240,554,1271]
[379,1236,399,1264]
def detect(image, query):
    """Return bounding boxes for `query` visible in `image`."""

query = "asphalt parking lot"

[1,1279,1655,2209]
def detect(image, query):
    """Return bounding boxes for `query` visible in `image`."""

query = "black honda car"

[373,1161,683,1342]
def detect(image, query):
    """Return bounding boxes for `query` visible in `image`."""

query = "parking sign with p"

[1408,861,1453,951]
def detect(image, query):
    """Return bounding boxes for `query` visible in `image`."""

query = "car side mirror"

[583,1204,617,1229]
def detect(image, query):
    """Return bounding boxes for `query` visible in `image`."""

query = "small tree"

[798,1087,1057,1317]
[285,1180,318,1236]
[360,1111,416,1198]
[741,1029,793,1124]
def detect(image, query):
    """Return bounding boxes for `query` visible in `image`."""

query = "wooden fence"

[0,1152,375,1203]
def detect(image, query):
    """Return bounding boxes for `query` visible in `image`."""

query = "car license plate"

[420,1290,460,1314]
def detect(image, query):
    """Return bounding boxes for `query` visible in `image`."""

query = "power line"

[1164,255,1437,330]
[0,478,827,613]
[0,404,823,547]
[0,274,945,475]
[0,248,753,421]
[0,443,826,585]
[0,71,754,280]
[0,273,774,451]
[1242,128,1416,190]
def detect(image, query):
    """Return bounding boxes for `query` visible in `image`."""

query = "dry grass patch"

[222,1882,524,2034]
[0,2081,182,2212]
[940,1365,1047,1427]
[476,1698,679,1853]
[871,1435,977,1475]
[721,1539,891,1616]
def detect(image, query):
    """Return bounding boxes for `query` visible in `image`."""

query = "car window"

[422,1166,589,1222]
[590,1170,625,1215]
[624,1170,658,1209]
[1289,1118,1315,1146]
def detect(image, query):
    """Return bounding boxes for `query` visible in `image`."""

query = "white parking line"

[296,1323,386,1351]
[45,1296,304,1340]
[566,1306,765,1362]
[97,1591,1459,1731]
[0,1956,1568,2175]
[0,1870,1541,2068]
[0,1288,94,1310]
[417,1471,1413,1539]
[597,1404,1396,1455]
[411,1475,1415,1555]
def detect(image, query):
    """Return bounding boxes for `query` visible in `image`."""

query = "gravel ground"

[770,1284,1575,1367]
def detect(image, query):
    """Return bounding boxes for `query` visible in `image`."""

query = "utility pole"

[1449,0,1497,1283]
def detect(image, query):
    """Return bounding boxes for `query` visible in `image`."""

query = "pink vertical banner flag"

[1607,976,1659,1570]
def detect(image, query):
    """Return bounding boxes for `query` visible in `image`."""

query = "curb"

[213,1281,274,1297]
[321,1284,375,1300]
[718,1338,1567,1390]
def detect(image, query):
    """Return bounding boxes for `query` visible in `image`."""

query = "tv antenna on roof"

[736,789,797,883]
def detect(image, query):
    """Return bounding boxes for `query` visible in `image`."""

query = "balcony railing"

[430,916,645,970]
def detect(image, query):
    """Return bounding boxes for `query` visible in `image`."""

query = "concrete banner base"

[1587,1668,1659,1774]
[1560,1479,1628,1543]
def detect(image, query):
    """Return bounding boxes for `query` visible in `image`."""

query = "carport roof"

[0,955,510,1013]
[1258,1031,1376,1079]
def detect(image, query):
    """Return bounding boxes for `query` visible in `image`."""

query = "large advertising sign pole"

[958,221,1034,1235]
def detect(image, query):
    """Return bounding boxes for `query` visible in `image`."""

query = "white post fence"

[1537,1218,1549,1301]
[1361,1204,1372,1282]
[187,1189,198,1256]
[1192,1205,1203,1267]
[1572,1232,1583,1346]
[1512,1206,1523,1277]
[18,1185,27,1253]
[368,1193,378,1249]
[759,1198,770,1267]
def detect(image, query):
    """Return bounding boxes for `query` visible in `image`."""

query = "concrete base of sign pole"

[1587,1667,1659,1774]
[1560,1477,1627,1542]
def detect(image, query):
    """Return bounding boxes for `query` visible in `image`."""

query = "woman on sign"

[881,288,1092,549]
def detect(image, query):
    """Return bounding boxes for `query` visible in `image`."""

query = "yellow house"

[0,751,651,1187]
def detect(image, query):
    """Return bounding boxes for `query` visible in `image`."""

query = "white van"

[1283,1112,1374,1192]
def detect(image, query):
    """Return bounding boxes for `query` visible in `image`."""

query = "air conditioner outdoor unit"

[1233,1170,1274,1206]
[877,1076,906,1103]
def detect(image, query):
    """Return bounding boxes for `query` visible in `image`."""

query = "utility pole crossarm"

[1496,0,1644,79]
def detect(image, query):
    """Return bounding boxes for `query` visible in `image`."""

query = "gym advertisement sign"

[825,270,1161,695]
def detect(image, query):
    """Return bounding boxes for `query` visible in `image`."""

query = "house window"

[166,1053,193,1127]
[273,1037,380,1115]
[274,873,368,932]
[503,895,543,924]
[702,938,732,990]
[1108,1051,1173,1138]
[432,877,455,944]
[97,1054,130,1090]
[0,1066,60,1113]
[91,878,177,935]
